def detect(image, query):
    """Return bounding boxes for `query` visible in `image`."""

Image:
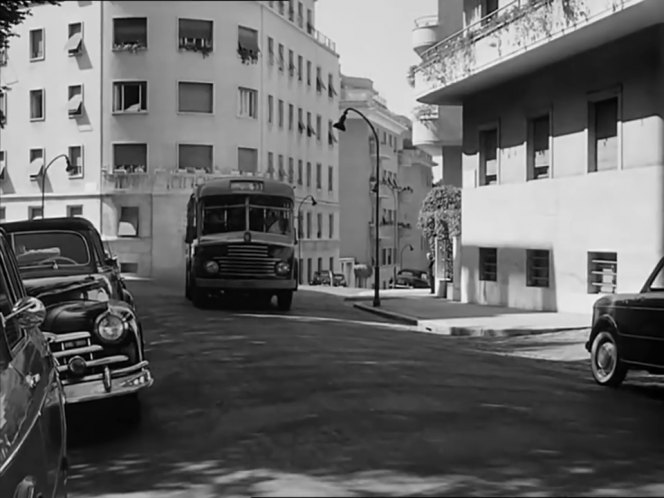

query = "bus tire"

[276,290,293,311]
[192,282,210,309]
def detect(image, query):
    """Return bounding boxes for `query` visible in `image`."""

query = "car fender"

[586,313,620,352]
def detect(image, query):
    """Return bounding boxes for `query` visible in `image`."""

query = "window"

[29,29,44,60]
[307,112,314,137]
[28,206,43,220]
[0,151,6,179]
[297,160,303,185]
[113,81,147,113]
[328,120,337,146]
[315,162,322,189]
[120,262,139,274]
[278,99,284,128]
[297,108,304,134]
[328,165,333,191]
[67,145,83,177]
[306,212,311,238]
[479,247,497,282]
[67,205,83,217]
[317,257,322,273]
[298,258,303,283]
[316,115,322,141]
[237,87,257,118]
[238,26,259,63]
[526,250,550,288]
[479,128,498,185]
[277,43,284,71]
[66,22,83,56]
[297,55,303,81]
[528,115,550,180]
[278,0,285,15]
[315,66,326,93]
[278,154,285,181]
[306,8,313,34]
[288,103,293,131]
[306,60,311,86]
[113,143,147,172]
[316,213,322,239]
[328,73,337,98]
[328,213,334,238]
[178,144,213,173]
[307,257,312,282]
[288,0,294,21]
[68,84,83,117]
[267,95,273,123]
[29,148,44,180]
[288,49,295,77]
[267,37,274,65]
[588,251,617,294]
[0,90,6,125]
[267,152,274,178]
[589,96,619,172]
[118,206,140,237]
[179,82,213,114]
[298,1,304,27]
[178,18,213,52]
[113,17,147,50]
[381,248,386,265]
[306,162,311,187]
[482,0,499,20]
[288,157,294,183]
[238,147,258,173]
[29,89,45,121]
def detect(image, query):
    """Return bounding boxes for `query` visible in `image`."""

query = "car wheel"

[590,330,628,388]
[276,290,293,311]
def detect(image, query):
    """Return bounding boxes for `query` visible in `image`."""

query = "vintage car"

[309,270,332,286]
[332,273,347,287]
[587,257,664,387]
[393,269,430,289]
[1,217,152,417]
[0,227,68,497]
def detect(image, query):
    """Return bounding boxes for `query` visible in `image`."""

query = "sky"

[315,0,437,119]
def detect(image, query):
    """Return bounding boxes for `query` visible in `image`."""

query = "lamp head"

[311,199,318,206]
[332,111,348,132]
[64,156,76,174]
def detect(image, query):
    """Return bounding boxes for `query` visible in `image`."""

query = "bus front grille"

[214,244,280,278]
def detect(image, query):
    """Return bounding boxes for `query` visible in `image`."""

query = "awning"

[65,32,83,54]
[29,158,43,180]
[68,93,83,115]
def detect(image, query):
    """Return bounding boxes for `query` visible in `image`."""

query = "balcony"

[313,29,337,54]
[398,148,435,168]
[414,0,661,105]
[412,15,439,56]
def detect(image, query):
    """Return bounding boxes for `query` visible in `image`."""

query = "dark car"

[2,217,152,418]
[332,273,347,287]
[394,269,430,289]
[0,227,68,497]
[310,270,332,286]
[586,257,664,387]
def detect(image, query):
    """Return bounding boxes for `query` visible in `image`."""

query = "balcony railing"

[101,169,266,193]
[413,103,439,121]
[313,29,337,54]
[415,0,638,92]
[414,14,439,28]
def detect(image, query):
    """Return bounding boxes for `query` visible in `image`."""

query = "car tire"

[590,330,628,388]
[276,290,293,311]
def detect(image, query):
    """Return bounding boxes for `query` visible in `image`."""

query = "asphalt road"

[66,281,664,498]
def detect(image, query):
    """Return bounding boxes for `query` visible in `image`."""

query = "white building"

[0,0,341,281]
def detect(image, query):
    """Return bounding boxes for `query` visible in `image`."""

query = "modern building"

[0,0,341,282]
[409,0,464,187]
[337,75,434,289]
[414,0,664,313]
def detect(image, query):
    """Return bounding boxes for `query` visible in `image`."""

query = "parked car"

[310,270,332,286]
[1,217,152,419]
[586,256,664,387]
[332,273,347,287]
[0,227,68,498]
[394,268,430,289]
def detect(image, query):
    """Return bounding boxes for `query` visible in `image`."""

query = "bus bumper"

[195,278,297,291]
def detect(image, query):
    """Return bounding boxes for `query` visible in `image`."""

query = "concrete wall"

[460,26,664,313]
[398,156,432,271]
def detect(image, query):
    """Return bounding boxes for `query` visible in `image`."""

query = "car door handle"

[25,373,40,389]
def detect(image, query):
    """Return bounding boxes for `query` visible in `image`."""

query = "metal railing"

[313,29,337,53]
[101,169,269,193]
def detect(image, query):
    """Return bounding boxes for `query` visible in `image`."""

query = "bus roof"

[195,176,294,199]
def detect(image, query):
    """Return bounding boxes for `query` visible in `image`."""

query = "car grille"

[48,331,130,381]
[213,244,280,278]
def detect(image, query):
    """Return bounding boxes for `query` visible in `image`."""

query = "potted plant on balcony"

[406,65,417,88]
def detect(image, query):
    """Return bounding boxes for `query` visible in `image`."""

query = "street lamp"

[334,107,382,308]
[400,243,414,270]
[297,194,317,284]
[40,154,75,218]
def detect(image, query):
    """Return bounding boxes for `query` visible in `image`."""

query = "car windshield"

[12,231,91,269]
[201,195,294,236]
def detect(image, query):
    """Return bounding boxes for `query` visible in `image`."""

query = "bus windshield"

[200,195,294,236]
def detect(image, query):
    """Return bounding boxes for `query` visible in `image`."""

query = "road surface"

[66,281,664,497]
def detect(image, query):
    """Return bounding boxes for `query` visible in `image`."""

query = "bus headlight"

[204,260,219,273]
[275,261,290,275]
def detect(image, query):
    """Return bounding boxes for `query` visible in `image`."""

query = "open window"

[113,17,147,51]
[29,148,44,181]
[67,145,83,177]
[118,206,140,238]
[178,18,213,54]
[68,84,83,117]
[113,81,147,113]
[66,22,83,56]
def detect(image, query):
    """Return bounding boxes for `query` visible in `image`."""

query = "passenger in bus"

[266,211,289,235]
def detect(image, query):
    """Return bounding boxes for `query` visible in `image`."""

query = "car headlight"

[95,312,126,343]
[204,260,219,273]
[275,261,290,275]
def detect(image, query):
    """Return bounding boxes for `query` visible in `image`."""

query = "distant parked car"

[332,273,347,287]
[586,256,664,387]
[394,268,430,289]
[310,270,332,286]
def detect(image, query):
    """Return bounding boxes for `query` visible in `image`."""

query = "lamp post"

[400,243,414,270]
[334,107,381,307]
[40,153,74,218]
[297,194,317,284]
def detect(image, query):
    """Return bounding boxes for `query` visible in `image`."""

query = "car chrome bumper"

[196,278,296,290]
[62,361,153,404]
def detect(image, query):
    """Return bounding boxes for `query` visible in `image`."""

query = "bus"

[184,176,298,310]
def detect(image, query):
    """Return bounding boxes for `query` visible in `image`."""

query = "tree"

[417,184,461,279]
[0,0,61,128]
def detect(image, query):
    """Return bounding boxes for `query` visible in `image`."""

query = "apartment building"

[337,75,434,289]
[413,0,664,313]
[0,0,340,281]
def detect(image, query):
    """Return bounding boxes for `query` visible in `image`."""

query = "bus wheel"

[276,291,293,311]
[192,283,210,309]
[185,269,192,301]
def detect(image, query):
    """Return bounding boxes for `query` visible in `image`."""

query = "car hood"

[593,293,642,308]
[24,273,110,300]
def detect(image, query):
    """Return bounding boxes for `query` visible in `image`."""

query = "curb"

[352,303,590,338]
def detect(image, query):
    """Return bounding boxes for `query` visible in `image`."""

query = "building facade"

[0,0,340,282]
[337,75,433,289]
[414,0,664,313]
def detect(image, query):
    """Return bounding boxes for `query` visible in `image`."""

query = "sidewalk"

[321,288,592,338]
